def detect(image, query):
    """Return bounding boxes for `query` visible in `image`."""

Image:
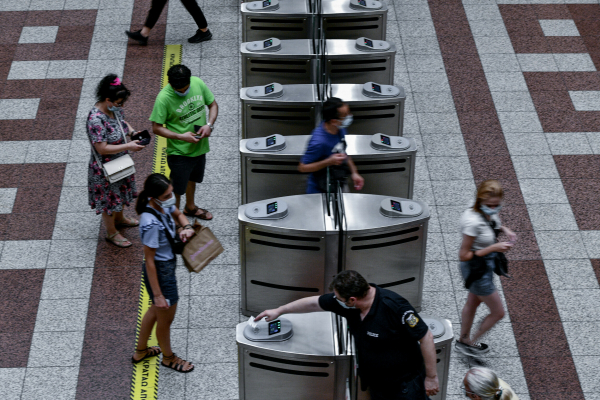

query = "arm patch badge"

[402,311,419,328]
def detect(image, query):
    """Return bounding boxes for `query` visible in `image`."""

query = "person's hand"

[504,228,517,243]
[181,132,200,144]
[327,153,347,166]
[127,140,145,152]
[179,228,194,242]
[154,295,169,310]
[255,309,281,322]
[424,375,439,397]
[351,172,364,190]
[196,125,212,139]
[493,242,514,253]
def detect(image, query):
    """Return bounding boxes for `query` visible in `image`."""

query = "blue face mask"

[339,114,353,128]
[108,101,122,112]
[335,297,356,310]
[174,87,190,97]
[155,194,176,209]
[481,204,502,216]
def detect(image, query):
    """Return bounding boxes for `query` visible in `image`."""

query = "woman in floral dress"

[87,74,145,248]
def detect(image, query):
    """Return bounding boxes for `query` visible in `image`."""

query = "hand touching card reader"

[363,82,401,98]
[245,82,284,99]
[245,199,289,220]
[246,0,280,11]
[244,316,293,342]
[245,134,286,152]
[380,198,423,218]
[355,37,390,52]
[350,0,383,10]
[246,37,281,52]
[370,133,410,151]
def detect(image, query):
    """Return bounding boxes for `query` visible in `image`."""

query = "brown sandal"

[105,232,132,248]
[132,346,162,364]
[183,206,213,220]
[161,353,195,373]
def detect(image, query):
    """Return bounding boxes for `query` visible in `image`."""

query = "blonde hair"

[473,180,504,214]
[465,367,515,400]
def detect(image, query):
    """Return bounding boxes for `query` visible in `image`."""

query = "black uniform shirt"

[319,285,429,386]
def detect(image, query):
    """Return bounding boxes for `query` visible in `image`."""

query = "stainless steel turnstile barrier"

[239,193,429,315]
[321,0,388,40]
[237,312,352,400]
[240,84,320,139]
[325,39,395,85]
[240,134,417,204]
[341,193,429,311]
[242,0,314,42]
[241,39,318,87]
[330,83,405,136]
[352,316,453,400]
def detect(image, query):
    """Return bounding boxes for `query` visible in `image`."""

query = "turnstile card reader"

[349,0,383,10]
[245,0,280,11]
[380,198,423,218]
[245,199,289,220]
[241,39,318,87]
[242,0,314,42]
[322,0,388,40]
[243,316,293,341]
[330,83,405,136]
[363,82,401,98]
[241,135,417,204]
[370,133,411,151]
[245,134,286,152]
[326,40,395,85]
[245,82,284,99]
[355,37,390,51]
[241,83,320,139]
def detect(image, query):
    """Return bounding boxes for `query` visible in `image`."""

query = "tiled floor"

[1,0,600,399]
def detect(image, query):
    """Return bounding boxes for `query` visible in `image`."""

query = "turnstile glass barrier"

[325,39,396,85]
[237,312,352,400]
[239,193,429,315]
[329,83,405,136]
[240,134,417,204]
[241,39,319,87]
[321,0,388,40]
[242,0,314,42]
[240,84,320,139]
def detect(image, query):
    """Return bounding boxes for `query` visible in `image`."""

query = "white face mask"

[155,194,176,209]
[339,114,353,128]
[481,204,501,216]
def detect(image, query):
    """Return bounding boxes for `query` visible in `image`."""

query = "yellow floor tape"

[130,44,182,400]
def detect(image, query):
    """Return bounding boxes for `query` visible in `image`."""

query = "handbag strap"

[86,108,129,170]
[144,207,177,249]
[480,213,500,238]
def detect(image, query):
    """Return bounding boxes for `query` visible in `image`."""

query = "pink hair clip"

[110,77,122,86]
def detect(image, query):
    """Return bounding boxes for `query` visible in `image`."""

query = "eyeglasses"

[333,295,347,303]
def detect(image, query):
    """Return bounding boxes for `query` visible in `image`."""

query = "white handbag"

[88,110,136,184]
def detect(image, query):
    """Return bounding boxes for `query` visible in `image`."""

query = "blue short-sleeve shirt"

[139,205,177,261]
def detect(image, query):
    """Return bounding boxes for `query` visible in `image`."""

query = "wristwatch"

[207,122,214,131]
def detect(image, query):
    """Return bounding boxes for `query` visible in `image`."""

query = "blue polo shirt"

[301,123,347,194]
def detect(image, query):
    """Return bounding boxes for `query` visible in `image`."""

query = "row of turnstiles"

[234,1,455,399]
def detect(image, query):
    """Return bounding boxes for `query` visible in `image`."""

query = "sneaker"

[188,29,212,43]
[455,340,490,357]
[125,29,148,45]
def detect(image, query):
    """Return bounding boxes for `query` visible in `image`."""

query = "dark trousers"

[144,0,208,29]
[368,372,431,400]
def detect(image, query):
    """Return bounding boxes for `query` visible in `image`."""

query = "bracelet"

[183,224,192,230]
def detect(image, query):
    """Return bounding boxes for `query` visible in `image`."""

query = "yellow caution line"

[130,44,182,400]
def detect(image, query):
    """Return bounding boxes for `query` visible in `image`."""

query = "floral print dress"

[87,106,137,215]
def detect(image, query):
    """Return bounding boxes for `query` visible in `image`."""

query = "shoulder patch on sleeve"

[402,310,419,328]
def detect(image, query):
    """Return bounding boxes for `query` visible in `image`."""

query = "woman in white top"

[462,367,519,400]
[455,180,516,357]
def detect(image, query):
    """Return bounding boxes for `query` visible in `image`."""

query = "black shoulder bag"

[314,136,351,193]
[482,215,511,279]
[144,208,186,255]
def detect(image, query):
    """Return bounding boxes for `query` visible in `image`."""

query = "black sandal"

[161,353,195,373]
[183,206,213,220]
[131,346,161,364]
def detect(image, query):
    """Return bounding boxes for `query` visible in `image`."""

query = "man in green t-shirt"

[150,64,219,220]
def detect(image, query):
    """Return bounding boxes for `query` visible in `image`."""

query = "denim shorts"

[142,258,179,306]
[368,371,431,400]
[460,254,497,296]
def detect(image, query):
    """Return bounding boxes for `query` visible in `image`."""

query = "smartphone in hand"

[194,125,202,138]
[131,130,151,146]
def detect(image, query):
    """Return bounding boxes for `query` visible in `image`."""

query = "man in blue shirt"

[299,97,364,193]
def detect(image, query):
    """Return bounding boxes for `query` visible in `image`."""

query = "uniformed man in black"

[255,270,440,399]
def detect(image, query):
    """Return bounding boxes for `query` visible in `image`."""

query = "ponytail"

[135,173,171,215]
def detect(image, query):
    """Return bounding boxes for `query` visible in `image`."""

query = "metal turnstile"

[329,83,406,136]
[352,316,453,400]
[241,39,318,87]
[342,193,429,311]
[321,0,388,40]
[325,39,395,85]
[240,134,417,204]
[237,312,352,400]
[239,194,339,316]
[242,0,314,42]
[241,84,320,139]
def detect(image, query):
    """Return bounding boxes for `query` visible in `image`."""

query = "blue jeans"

[142,258,179,305]
[460,253,497,296]
[368,372,431,400]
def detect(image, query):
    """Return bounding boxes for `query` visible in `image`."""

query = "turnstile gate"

[241,84,320,139]
[321,0,388,40]
[242,0,314,42]
[239,193,429,315]
[240,134,417,203]
[326,39,395,85]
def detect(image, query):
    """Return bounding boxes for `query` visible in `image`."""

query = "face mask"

[336,298,356,310]
[339,114,353,128]
[174,87,190,97]
[108,102,122,112]
[155,194,176,209]
[481,204,502,216]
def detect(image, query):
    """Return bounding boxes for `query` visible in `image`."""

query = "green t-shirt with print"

[149,76,215,157]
